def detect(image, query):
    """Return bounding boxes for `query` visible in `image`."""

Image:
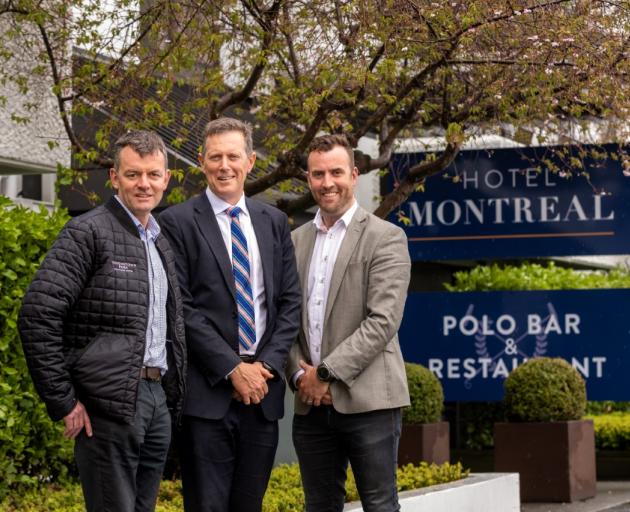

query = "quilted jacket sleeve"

[18,219,96,421]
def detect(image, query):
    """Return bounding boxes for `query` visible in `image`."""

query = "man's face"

[109,146,170,226]
[199,130,256,205]
[307,145,358,227]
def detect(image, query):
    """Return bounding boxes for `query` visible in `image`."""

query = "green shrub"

[403,362,444,424]
[445,261,630,292]
[1,462,469,511]
[0,197,72,499]
[587,413,630,450]
[504,357,586,422]
[586,401,630,415]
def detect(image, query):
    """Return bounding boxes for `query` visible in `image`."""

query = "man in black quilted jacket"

[18,130,187,512]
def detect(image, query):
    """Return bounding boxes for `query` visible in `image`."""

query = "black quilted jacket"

[18,197,186,425]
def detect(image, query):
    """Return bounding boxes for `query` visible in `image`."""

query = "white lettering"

[488,198,510,224]
[496,315,516,335]
[540,196,560,222]
[443,316,457,336]
[528,314,542,335]
[593,194,614,221]
[428,359,443,378]
[565,314,580,334]
[409,201,433,226]
[436,200,461,226]
[513,197,533,223]
[464,199,484,224]
[564,195,587,221]
[485,169,503,189]
[447,358,461,379]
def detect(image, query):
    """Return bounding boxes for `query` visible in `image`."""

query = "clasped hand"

[297,360,332,407]
[230,362,274,405]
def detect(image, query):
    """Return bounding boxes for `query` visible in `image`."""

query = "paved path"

[522,482,630,512]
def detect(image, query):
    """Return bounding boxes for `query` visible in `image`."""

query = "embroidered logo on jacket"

[111,261,137,273]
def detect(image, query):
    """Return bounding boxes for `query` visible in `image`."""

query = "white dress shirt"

[292,201,359,384]
[114,195,168,373]
[206,188,267,355]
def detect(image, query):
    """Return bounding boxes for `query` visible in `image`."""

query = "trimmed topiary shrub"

[0,198,72,499]
[504,357,586,422]
[403,362,444,424]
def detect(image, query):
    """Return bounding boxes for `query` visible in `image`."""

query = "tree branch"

[373,142,460,218]
[37,22,112,167]
[212,0,282,117]
[276,191,315,216]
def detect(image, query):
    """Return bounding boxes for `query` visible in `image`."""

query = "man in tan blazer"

[287,134,411,512]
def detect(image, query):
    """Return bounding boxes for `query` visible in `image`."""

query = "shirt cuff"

[292,369,305,388]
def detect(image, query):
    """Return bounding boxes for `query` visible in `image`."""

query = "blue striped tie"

[227,206,256,351]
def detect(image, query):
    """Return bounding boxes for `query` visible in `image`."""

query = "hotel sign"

[390,144,630,260]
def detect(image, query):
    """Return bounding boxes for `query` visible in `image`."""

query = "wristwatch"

[316,362,336,382]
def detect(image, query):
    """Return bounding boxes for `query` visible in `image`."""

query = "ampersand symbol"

[505,338,517,355]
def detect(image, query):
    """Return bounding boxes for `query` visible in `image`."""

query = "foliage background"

[0,198,72,499]
[1,1,629,216]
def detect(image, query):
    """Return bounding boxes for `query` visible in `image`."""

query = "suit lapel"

[324,207,367,326]
[247,198,274,309]
[297,223,317,341]
[193,194,236,300]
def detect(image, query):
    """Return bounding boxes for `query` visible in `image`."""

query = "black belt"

[140,366,161,382]
[239,355,256,363]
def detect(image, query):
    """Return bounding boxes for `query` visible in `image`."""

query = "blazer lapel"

[323,207,367,326]
[193,194,236,300]
[296,223,317,341]
[247,199,274,309]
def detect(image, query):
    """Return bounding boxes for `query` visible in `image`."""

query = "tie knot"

[227,206,242,219]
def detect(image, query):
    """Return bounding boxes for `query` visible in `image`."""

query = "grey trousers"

[75,380,171,512]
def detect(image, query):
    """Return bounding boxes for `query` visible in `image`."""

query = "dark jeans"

[293,406,402,512]
[75,380,171,512]
[179,402,279,512]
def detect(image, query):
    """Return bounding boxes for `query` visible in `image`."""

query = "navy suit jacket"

[159,193,300,421]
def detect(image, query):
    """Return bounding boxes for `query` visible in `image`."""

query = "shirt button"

[315,347,320,353]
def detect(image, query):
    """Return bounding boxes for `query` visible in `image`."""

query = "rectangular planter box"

[399,421,449,466]
[494,419,596,502]
[344,473,520,512]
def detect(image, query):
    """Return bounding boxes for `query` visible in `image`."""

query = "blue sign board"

[399,289,630,401]
[389,144,630,260]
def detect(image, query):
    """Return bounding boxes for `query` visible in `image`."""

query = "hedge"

[0,198,72,499]
[0,462,469,511]
[445,261,630,292]
[588,413,630,450]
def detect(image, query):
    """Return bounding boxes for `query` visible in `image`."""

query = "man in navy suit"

[159,118,300,512]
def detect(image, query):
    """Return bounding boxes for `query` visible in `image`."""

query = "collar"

[114,195,160,241]
[313,199,358,233]
[205,187,249,217]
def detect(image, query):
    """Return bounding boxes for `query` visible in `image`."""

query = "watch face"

[317,365,331,381]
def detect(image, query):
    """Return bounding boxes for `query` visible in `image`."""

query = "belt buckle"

[142,367,161,382]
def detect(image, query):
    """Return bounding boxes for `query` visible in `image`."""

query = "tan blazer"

[288,206,411,415]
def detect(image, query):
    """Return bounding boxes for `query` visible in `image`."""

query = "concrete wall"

[345,473,520,512]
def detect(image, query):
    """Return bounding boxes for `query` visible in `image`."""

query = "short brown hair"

[201,117,253,156]
[307,134,354,169]
[113,130,167,171]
